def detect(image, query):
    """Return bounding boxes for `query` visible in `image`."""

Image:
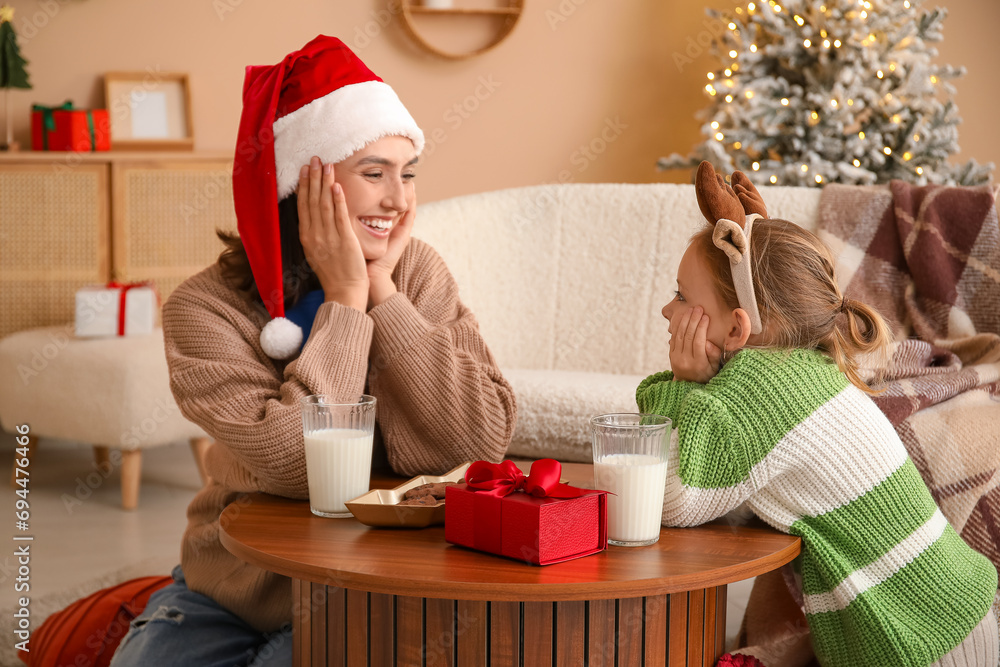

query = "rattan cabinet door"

[0,163,110,338]
[111,160,236,300]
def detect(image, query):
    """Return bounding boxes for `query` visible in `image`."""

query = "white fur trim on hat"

[260,317,303,359]
[273,80,425,200]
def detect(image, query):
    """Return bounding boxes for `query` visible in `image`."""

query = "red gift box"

[31,102,111,151]
[445,459,607,565]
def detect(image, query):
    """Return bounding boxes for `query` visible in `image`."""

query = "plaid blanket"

[730,182,1000,667]
[817,180,1000,573]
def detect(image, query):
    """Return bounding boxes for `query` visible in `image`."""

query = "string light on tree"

[660,0,993,186]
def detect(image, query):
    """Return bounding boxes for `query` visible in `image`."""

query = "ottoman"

[0,326,210,509]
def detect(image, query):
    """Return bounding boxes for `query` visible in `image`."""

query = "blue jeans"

[109,566,292,667]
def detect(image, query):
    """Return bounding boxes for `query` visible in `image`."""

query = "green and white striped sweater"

[636,348,997,667]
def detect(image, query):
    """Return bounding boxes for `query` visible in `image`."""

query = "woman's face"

[335,135,418,261]
[661,244,733,351]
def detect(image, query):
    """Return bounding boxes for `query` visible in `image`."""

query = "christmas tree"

[0,5,29,89]
[1,4,31,150]
[660,0,993,186]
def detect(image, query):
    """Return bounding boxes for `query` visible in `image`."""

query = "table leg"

[292,579,304,667]
[589,599,615,666]
[290,583,727,666]
[619,597,644,665]
[397,596,423,666]
[669,591,689,663]
[426,598,455,667]
[645,594,669,664]
[522,602,553,666]
[490,601,519,666]
[310,583,328,667]
[370,593,394,667]
[456,600,488,665]
[555,601,586,665]
[346,590,368,662]
[327,587,346,667]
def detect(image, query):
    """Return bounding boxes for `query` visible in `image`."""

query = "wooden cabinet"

[0,152,236,338]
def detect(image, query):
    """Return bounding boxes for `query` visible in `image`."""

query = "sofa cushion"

[504,368,644,463]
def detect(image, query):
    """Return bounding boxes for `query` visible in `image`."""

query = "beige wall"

[4,0,997,203]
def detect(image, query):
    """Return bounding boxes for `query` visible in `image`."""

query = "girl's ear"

[725,308,754,352]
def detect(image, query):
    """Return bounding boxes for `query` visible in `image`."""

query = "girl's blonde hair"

[691,219,892,393]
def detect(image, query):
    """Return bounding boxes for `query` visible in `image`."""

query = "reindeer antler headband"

[694,161,769,335]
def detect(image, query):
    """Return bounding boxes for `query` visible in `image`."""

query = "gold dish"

[345,462,471,528]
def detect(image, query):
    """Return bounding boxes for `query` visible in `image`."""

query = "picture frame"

[103,71,194,151]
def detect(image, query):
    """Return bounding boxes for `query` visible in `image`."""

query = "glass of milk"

[300,395,376,518]
[590,413,670,546]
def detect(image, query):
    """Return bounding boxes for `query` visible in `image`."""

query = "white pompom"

[259,317,303,359]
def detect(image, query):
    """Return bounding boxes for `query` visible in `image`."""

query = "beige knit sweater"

[162,238,517,632]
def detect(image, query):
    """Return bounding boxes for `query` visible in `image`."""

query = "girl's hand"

[669,306,723,383]
[297,157,369,312]
[366,188,416,309]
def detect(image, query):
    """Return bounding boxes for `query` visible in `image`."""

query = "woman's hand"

[297,157,369,312]
[669,306,723,383]
[366,188,416,309]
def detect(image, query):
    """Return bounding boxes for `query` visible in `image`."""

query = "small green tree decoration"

[1,5,31,150]
[660,0,993,186]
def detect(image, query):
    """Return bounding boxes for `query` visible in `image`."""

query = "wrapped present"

[445,459,607,565]
[75,283,158,338]
[31,101,111,152]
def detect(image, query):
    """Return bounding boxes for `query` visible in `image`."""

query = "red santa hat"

[233,35,424,359]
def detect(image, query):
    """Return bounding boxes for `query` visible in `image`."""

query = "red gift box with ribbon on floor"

[445,459,607,565]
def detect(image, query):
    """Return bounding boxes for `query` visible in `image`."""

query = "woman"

[110,35,517,666]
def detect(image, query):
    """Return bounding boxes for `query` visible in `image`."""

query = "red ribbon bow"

[465,459,586,499]
[107,281,158,336]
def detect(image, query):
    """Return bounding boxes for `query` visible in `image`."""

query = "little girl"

[636,163,999,667]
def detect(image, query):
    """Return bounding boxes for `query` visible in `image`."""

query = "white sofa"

[414,183,823,462]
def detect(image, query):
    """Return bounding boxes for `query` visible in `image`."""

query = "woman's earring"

[719,342,729,372]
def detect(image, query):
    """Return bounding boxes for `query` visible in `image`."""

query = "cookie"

[403,481,455,500]
[426,482,453,499]
[403,483,436,500]
[398,495,440,506]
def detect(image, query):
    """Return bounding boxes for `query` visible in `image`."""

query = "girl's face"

[661,244,734,351]
[335,135,418,261]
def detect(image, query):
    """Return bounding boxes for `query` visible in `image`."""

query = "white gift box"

[75,284,157,337]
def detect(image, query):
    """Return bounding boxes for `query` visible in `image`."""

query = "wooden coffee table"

[219,463,800,667]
